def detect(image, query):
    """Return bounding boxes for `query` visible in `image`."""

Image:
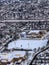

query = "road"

[0,19,49,22]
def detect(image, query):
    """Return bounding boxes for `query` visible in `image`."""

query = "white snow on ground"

[8,39,48,50]
[0,51,25,62]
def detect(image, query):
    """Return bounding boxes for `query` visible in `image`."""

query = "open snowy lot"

[8,39,48,50]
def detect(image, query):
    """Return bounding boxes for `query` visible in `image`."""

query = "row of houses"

[0,0,49,20]
[32,49,49,65]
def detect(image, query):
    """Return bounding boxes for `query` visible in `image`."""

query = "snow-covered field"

[8,39,48,50]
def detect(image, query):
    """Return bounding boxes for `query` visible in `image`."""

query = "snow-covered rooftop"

[0,51,25,62]
[28,30,40,34]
